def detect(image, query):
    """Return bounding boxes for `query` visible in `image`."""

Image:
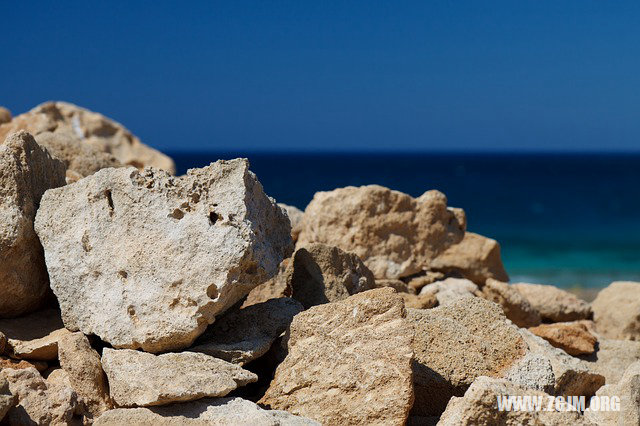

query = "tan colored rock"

[438,377,591,426]
[592,281,640,341]
[513,282,592,322]
[585,361,640,425]
[288,243,375,308]
[58,332,111,418]
[430,232,509,285]
[399,292,438,309]
[374,278,414,293]
[1,367,80,425]
[260,288,414,425]
[0,356,47,372]
[408,298,527,416]
[94,397,319,425]
[102,349,257,407]
[582,339,640,384]
[0,101,175,172]
[0,376,17,422]
[35,130,122,178]
[0,131,66,317]
[278,203,304,242]
[406,271,445,293]
[191,298,303,365]
[529,321,597,356]
[0,331,5,354]
[35,159,293,352]
[480,278,541,327]
[419,277,479,306]
[0,107,11,125]
[297,185,465,279]
[7,328,71,361]
[242,259,292,308]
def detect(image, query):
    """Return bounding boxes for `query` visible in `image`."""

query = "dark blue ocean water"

[172,152,640,289]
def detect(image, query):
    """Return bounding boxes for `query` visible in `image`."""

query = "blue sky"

[2,1,640,152]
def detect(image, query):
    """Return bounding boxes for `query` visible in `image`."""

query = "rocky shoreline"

[0,102,639,425]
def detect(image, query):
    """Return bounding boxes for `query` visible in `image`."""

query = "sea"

[171,152,640,290]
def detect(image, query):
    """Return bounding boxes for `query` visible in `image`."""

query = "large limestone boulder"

[0,101,175,173]
[513,282,592,322]
[480,278,541,327]
[592,281,640,340]
[34,159,293,352]
[260,288,414,425]
[101,349,257,407]
[288,243,375,308]
[585,361,640,425]
[296,185,466,279]
[429,232,509,285]
[0,131,66,317]
[408,298,527,416]
[94,397,319,425]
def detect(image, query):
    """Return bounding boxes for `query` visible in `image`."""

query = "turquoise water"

[173,152,640,289]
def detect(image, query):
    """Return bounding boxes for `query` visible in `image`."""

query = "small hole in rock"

[118,270,128,279]
[209,211,220,225]
[169,209,184,220]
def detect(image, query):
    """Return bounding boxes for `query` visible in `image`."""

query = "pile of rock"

[0,102,639,425]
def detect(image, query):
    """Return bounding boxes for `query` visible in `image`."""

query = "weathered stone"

[429,232,509,285]
[242,259,291,308]
[513,282,592,322]
[0,131,66,317]
[94,397,319,425]
[0,357,47,372]
[0,331,5,354]
[102,349,257,407]
[0,107,10,125]
[585,361,640,425]
[288,243,375,308]
[8,328,71,361]
[399,292,439,309]
[260,288,414,425]
[504,352,556,393]
[296,185,465,280]
[35,159,293,352]
[35,130,122,178]
[278,203,304,242]
[58,332,111,418]
[0,377,16,422]
[0,101,175,173]
[374,278,413,293]
[1,367,79,425]
[408,298,527,416]
[529,321,597,356]
[406,271,446,293]
[480,278,541,327]
[191,298,303,365]
[438,377,591,426]
[519,328,604,397]
[592,281,640,341]
[581,339,640,385]
[418,277,479,306]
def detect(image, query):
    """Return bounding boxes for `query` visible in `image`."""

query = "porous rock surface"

[591,281,640,341]
[480,278,541,327]
[0,131,66,317]
[296,185,466,279]
[94,397,319,425]
[585,361,640,425]
[513,282,592,322]
[260,288,414,425]
[408,297,527,416]
[529,321,597,355]
[0,101,175,173]
[101,349,257,407]
[190,297,303,365]
[34,159,293,352]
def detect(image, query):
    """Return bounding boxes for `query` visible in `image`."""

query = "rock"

[0,101,175,173]
[480,278,541,327]
[374,278,414,293]
[504,352,556,393]
[0,107,11,125]
[585,361,640,425]
[581,339,640,384]
[418,277,479,306]
[260,288,414,425]
[0,377,17,422]
[7,328,71,361]
[408,297,527,416]
[592,281,640,341]
[0,367,79,425]
[399,292,438,309]
[529,321,597,356]
[406,271,446,293]
[35,130,122,178]
[513,282,592,322]
[0,131,66,317]
[296,185,465,280]
[429,232,509,285]
[278,203,304,242]
[34,159,293,352]
[0,332,5,354]
[438,377,590,426]
[242,259,292,308]
[58,332,111,418]
[101,349,257,407]
[190,298,303,365]
[519,328,604,397]
[94,397,319,425]
[0,357,47,372]
[288,243,375,309]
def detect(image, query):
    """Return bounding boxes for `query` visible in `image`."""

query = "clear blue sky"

[2,1,640,152]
